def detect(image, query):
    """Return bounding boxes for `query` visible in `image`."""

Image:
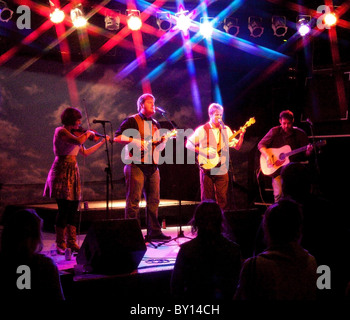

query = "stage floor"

[29,199,198,211]
[42,225,195,274]
[22,199,199,232]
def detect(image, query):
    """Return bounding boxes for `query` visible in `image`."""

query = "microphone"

[218,119,225,129]
[306,118,313,126]
[93,119,111,124]
[155,106,167,114]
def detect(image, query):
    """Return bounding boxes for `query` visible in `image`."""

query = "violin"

[71,126,105,142]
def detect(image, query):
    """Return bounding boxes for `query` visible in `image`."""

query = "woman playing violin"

[43,107,109,254]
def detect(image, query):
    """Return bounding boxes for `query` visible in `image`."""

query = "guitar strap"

[203,123,221,154]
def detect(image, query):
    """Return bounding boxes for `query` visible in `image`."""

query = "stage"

[2,198,264,304]
[42,225,196,302]
[20,199,200,232]
[29,200,263,303]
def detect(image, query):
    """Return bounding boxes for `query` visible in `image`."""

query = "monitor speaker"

[76,219,146,275]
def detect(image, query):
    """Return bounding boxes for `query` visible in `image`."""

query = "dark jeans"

[55,199,80,228]
[200,170,229,210]
[124,164,162,236]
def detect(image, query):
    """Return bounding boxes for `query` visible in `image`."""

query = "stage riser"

[4,204,197,233]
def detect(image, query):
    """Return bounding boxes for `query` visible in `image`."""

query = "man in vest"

[186,103,245,210]
[114,93,171,241]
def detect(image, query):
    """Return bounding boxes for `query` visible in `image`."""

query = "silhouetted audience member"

[0,208,65,301]
[234,199,317,300]
[281,162,350,299]
[170,200,242,300]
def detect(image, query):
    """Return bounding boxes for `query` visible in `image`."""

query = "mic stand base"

[156,199,192,248]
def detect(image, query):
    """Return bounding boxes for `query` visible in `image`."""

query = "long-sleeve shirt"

[258,126,309,163]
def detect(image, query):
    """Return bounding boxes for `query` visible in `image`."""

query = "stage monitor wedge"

[76,219,146,275]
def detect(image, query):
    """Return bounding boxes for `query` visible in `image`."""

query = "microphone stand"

[96,122,113,220]
[157,110,177,130]
[307,119,321,193]
[156,110,191,248]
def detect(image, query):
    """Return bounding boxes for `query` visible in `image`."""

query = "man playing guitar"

[258,110,313,202]
[186,103,247,211]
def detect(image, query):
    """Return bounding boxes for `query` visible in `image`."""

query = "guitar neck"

[286,145,307,157]
[229,128,243,141]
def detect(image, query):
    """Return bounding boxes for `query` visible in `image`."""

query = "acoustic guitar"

[260,140,326,176]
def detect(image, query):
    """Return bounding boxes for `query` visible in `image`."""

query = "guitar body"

[260,145,291,176]
[197,147,221,170]
[260,140,326,176]
[196,117,256,170]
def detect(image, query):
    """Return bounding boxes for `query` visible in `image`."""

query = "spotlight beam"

[328,17,348,117]
[232,0,350,103]
[0,0,59,67]
[138,0,242,84]
[198,2,222,105]
[12,26,77,78]
[140,31,203,84]
[115,27,180,81]
[0,19,53,66]
[181,27,202,118]
[141,0,287,86]
[67,0,167,79]
[54,19,71,66]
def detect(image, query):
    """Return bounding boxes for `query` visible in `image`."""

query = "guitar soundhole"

[279,153,286,161]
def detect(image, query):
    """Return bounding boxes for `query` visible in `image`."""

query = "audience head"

[191,200,223,236]
[281,162,311,201]
[263,199,303,246]
[1,208,43,258]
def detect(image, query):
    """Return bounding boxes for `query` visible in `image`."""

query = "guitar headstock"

[168,129,177,139]
[243,117,256,129]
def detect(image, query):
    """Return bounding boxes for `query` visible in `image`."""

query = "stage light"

[175,10,191,34]
[324,12,337,27]
[223,17,239,36]
[126,9,142,31]
[248,16,264,38]
[0,0,13,23]
[297,15,311,36]
[71,5,87,28]
[272,16,288,37]
[156,11,172,31]
[105,11,120,31]
[50,8,65,24]
[200,17,214,39]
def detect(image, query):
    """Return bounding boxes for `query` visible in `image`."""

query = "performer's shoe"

[145,233,171,242]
